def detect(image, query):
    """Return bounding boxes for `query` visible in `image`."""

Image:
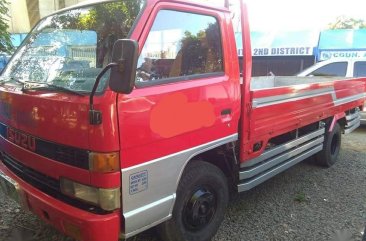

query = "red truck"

[0,1,365,241]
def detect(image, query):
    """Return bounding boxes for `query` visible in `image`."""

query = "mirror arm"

[90,63,118,109]
[89,62,118,125]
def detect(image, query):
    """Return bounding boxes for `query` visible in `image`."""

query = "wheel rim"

[331,134,340,156]
[182,187,217,231]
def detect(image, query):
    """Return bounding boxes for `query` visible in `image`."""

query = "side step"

[238,128,325,192]
[344,108,361,134]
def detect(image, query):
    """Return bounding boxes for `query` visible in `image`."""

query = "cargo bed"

[240,76,366,161]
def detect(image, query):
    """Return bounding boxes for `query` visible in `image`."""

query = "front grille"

[0,122,90,170]
[36,138,90,169]
[1,153,110,215]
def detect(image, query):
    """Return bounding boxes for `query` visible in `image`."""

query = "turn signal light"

[89,152,119,173]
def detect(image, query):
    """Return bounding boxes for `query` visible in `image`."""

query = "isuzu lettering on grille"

[6,127,36,152]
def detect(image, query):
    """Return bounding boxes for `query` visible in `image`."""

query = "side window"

[309,62,347,77]
[136,10,223,85]
[354,61,366,77]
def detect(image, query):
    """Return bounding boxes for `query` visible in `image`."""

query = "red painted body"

[243,78,366,160]
[0,161,120,241]
[120,0,240,169]
[0,1,365,241]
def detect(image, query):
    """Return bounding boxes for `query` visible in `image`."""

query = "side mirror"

[109,39,139,94]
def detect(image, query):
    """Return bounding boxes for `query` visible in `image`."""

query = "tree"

[328,16,366,29]
[0,0,13,53]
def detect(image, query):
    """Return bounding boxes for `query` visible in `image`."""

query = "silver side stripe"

[122,133,238,173]
[121,133,238,238]
[253,88,365,109]
[252,88,334,108]
[333,93,366,106]
[120,195,175,239]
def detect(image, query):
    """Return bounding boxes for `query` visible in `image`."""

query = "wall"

[7,0,88,34]
[8,0,31,33]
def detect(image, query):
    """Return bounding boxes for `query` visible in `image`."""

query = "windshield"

[1,0,145,94]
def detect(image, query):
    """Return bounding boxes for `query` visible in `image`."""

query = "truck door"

[117,3,240,236]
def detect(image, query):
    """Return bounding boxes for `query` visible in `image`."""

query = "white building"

[8,0,88,33]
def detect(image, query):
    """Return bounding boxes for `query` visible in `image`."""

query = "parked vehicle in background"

[0,1,365,241]
[297,58,366,124]
[297,58,366,78]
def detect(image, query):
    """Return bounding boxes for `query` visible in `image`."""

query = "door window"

[136,10,223,86]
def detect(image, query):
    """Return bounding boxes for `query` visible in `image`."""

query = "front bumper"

[0,161,120,241]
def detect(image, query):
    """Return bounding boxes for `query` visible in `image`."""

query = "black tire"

[158,161,229,241]
[315,122,341,167]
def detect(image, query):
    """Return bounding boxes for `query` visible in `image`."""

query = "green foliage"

[294,192,306,203]
[328,16,366,29]
[44,0,144,36]
[179,23,221,74]
[76,0,144,37]
[0,0,13,53]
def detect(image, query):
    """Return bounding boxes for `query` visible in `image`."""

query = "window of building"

[308,62,347,77]
[136,10,223,86]
[354,61,366,77]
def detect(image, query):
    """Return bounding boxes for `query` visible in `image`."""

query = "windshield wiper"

[0,77,15,85]
[0,77,85,96]
[0,77,39,87]
[22,83,86,96]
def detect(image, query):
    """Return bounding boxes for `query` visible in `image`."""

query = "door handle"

[221,109,232,115]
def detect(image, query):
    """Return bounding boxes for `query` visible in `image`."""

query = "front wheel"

[158,161,229,241]
[315,122,341,167]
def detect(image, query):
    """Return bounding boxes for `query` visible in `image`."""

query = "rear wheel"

[315,122,341,167]
[158,161,229,241]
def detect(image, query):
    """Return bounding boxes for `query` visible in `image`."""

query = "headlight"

[60,178,120,211]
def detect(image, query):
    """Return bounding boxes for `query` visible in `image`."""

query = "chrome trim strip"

[238,145,323,192]
[121,134,238,237]
[240,128,325,168]
[344,122,360,134]
[334,93,366,106]
[239,137,324,180]
[253,89,365,109]
[252,88,335,108]
[345,111,360,121]
[345,115,361,128]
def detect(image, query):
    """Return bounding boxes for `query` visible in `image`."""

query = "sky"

[202,0,366,31]
[245,0,366,31]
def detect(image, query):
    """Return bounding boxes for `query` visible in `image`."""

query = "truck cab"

[0,1,241,240]
[0,1,365,241]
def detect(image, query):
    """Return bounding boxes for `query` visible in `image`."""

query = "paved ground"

[0,127,365,241]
